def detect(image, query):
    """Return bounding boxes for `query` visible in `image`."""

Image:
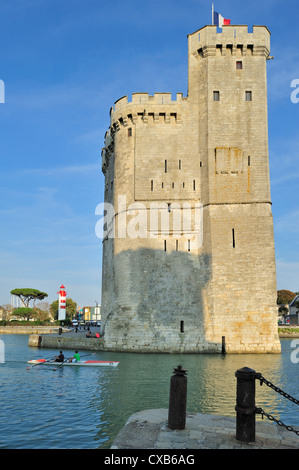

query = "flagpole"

[212,3,214,25]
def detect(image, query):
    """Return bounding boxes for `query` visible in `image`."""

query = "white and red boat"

[27,359,119,367]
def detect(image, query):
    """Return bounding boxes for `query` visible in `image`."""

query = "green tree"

[277,290,296,305]
[10,288,48,308]
[50,298,77,320]
[12,307,37,321]
[34,302,52,322]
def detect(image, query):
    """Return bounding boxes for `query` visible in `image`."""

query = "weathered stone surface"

[112,409,299,449]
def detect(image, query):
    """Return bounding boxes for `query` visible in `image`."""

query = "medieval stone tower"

[100,24,281,353]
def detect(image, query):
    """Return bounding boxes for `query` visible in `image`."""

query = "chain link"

[258,375,299,406]
[255,374,299,436]
[255,407,299,436]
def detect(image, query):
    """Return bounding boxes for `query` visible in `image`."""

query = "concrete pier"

[112,409,299,449]
[28,327,104,351]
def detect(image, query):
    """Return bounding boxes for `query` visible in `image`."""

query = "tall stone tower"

[100,25,281,353]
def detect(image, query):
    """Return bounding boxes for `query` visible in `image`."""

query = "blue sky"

[0,0,298,308]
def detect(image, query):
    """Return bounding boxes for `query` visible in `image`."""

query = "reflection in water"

[0,336,298,449]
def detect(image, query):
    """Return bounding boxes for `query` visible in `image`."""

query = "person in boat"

[69,351,80,363]
[54,351,64,362]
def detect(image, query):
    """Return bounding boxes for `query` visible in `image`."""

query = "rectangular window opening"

[165,160,167,173]
[179,159,181,170]
[176,240,178,251]
[164,240,167,252]
[151,180,153,191]
[180,321,184,333]
[248,155,250,166]
[193,179,196,191]
[213,91,220,101]
[236,61,242,69]
[128,128,132,137]
[245,91,252,101]
[232,228,235,248]
[188,240,191,252]
[247,44,253,55]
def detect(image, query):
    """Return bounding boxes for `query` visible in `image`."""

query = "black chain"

[255,374,299,436]
[255,407,299,436]
[258,375,299,406]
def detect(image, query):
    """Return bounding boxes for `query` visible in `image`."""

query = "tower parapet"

[188,25,270,58]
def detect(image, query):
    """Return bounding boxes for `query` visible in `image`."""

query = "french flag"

[213,8,231,27]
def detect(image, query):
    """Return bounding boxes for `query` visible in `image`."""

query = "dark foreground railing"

[235,366,299,442]
[167,364,299,441]
[168,365,188,430]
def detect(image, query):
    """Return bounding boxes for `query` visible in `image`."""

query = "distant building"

[81,306,101,322]
[289,295,299,324]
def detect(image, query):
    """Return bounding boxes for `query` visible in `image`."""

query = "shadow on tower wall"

[101,247,218,353]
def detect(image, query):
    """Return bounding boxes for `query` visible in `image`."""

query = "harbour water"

[0,335,299,449]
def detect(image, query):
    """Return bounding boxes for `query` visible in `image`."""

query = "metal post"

[235,367,258,443]
[221,336,226,354]
[168,365,188,430]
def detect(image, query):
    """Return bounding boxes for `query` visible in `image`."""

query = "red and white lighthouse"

[57,284,67,321]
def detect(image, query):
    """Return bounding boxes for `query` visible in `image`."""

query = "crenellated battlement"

[188,25,270,58]
[110,92,187,125]
[113,92,186,111]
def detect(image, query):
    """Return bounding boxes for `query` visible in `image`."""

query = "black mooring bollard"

[235,367,259,443]
[168,365,188,430]
[221,336,226,355]
[58,327,62,335]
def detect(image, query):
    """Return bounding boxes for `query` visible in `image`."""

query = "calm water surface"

[0,335,298,449]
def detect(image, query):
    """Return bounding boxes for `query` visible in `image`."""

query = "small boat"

[27,359,119,367]
[28,359,46,364]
